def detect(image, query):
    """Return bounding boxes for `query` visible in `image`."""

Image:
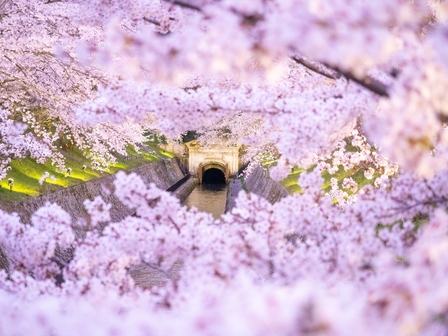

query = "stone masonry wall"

[244,166,289,204]
[0,158,187,225]
[225,166,289,212]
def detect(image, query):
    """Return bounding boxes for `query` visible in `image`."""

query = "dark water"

[183,183,228,219]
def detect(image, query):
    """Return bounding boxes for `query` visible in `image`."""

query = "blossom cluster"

[316,129,399,205]
[1,0,448,335]
[0,169,448,334]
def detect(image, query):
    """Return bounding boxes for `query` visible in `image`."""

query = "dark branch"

[292,55,390,97]
[143,17,161,26]
[50,256,70,268]
[165,0,202,12]
[4,55,27,78]
[389,67,400,78]
[325,64,390,97]
[384,196,448,218]
[182,85,201,92]
[229,8,264,27]
[437,112,448,126]
[292,57,341,80]
[139,254,172,280]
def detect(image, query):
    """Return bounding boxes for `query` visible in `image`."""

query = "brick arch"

[198,161,229,184]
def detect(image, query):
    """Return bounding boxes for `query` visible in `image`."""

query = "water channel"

[183,168,228,219]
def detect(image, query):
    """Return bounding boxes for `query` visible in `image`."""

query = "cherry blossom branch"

[292,56,389,97]
[143,17,161,26]
[164,0,202,12]
[3,55,28,78]
[389,196,448,214]
[291,57,341,80]
[139,253,172,280]
[437,112,448,125]
[324,64,390,97]
[0,0,9,11]
[168,216,181,234]
[50,256,70,268]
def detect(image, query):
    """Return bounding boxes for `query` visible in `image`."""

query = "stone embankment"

[1,159,285,287]
[173,176,198,203]
[225,166,289,212]
[1,157,196,224]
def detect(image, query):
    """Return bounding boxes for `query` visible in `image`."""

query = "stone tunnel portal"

[185,141,240,184]
[202,168,226,184]
[198,162,229,184]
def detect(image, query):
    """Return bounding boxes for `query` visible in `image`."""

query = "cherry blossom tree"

[0,0,150,172]
[1,0,448,335]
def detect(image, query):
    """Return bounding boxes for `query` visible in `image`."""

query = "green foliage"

[144,142,175,159]
[181,130,200,143]
[279,160,381,197]
[143,130,160,143]
[239,175,248,192]
[413,212,429,230]
[375,212,429,240]
[0,143,174,203]
[280,166,304,194]
[159,135,168,145]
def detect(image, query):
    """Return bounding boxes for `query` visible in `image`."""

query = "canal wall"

[225,166,289,212]
[224,178,242,212]
[174,176,198,203]
[244,166,289,203]
[0,157,189,225]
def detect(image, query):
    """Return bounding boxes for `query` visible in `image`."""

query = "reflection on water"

[183,183,228,219]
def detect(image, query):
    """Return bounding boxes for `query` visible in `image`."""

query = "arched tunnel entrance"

[185,162,229,219]
[198,162,229,184]
[202,168,226,184]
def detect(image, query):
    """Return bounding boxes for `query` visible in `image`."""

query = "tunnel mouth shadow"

[202,168,226,185]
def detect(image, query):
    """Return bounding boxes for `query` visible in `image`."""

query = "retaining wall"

[244,166,289,203]
[174,176,198,204]
[225,166,289,212]
[0,157,188,224]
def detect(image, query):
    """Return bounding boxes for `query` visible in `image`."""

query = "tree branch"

[4,55,28,78]
[139,253,172,280]
[143,17,161,26]
[437,112,448,126]
[324,64,390,97]
[384,196,448,218]
[164,0,202,12]
[292,53,390,97]
[291,57,341,80]
[0,0,9,11]
[50,256,70,268]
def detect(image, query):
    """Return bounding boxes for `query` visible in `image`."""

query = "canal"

[183,168,228,219]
